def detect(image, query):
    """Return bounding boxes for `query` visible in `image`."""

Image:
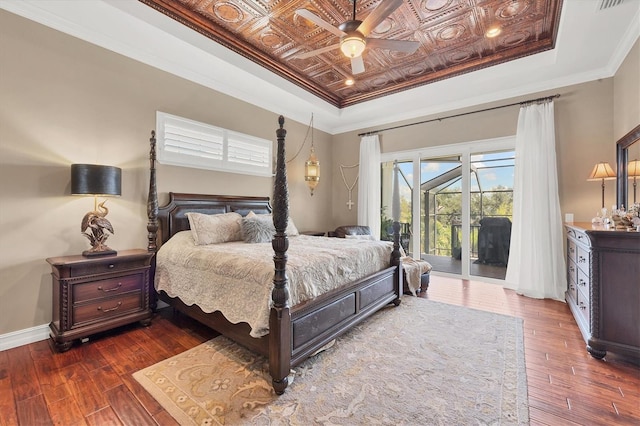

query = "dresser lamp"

[587,162,616,209]
[71,164,122,257]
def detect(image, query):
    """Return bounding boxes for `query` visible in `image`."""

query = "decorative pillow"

[241,212,300,242]
[241,215,275,243]
[242,212,299,237]
[186,212,242,245]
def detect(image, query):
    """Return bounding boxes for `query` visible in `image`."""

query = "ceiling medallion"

[370,77,389,88]
[213,2,243,23]
[407,63,428,76]
[497,0,532,19]
[449,50,472,63]
[371,18,394,35]
[438,24,466,41]
[501,31,530,47]
[260,31,283,49]
[424,0,453,11]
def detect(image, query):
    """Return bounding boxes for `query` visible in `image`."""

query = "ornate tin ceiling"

[139,0,563,108]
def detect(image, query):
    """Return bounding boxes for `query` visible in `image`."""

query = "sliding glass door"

[381,137,515,281]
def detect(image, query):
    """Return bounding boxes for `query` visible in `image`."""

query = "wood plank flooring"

[1,276,638,425]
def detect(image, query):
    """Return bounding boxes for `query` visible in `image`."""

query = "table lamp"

[71,164,121,257]
[587,162,616,209]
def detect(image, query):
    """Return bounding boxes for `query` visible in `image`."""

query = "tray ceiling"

[139,0,563,108]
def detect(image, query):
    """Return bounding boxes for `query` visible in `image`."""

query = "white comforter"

[155,232,393,337]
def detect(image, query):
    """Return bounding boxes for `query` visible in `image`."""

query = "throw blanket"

[155,232,393,337]
[402,256,432,295]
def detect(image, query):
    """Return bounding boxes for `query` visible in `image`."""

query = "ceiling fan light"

[485,27,501,38]
[340,34,366,58]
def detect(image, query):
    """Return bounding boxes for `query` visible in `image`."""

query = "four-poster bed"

[146,116,402,394]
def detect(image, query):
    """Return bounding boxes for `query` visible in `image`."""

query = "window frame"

[156,112,273,177]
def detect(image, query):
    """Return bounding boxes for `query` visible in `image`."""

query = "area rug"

[133,297,528,425]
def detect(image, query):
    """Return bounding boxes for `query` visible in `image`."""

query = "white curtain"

[358,135,381,238]
[506,101,566,301]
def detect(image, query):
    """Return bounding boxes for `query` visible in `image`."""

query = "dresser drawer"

[576,267,590,300]
[576,287,590,327]
[73,292,143,326]
[568,239,577,263]
[567,279,578,304]
[567,257,577,283]
[576,245,590,274]
[73,273,144,303]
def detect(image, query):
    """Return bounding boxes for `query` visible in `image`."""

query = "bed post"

[270,115,292,394]
[147,130,159,309]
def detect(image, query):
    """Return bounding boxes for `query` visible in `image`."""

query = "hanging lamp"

[304,114,320,196]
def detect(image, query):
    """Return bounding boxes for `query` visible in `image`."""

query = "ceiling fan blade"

[293,44,340,59]
[295,9,346,38]
[351,56,365,75]
[357,0,403,37]
[366,38,420,54]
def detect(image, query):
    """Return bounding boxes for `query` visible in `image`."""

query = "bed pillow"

[242,212,299,237]
[241,214,275,243]
[186,212,242,245]
[241,213,300,242]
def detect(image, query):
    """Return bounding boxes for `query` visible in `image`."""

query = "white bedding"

[155,231,393,337]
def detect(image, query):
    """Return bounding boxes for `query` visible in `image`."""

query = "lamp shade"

[340,33,366,58]
[628,159,640,177]
[304,150,320,195]
[71,164,122,196]
[587,162,616,181]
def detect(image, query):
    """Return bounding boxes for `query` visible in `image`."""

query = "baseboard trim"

[1,302,170,352]
[0,324,49,351]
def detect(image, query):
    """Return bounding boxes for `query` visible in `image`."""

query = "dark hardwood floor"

[1,276,638,425]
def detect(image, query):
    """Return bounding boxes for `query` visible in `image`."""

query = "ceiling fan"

[294,0,420,75]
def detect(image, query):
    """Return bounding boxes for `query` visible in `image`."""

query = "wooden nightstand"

[46,249,154,352]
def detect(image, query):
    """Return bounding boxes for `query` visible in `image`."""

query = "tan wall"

[613,39,640,140]
[331,79,617,227]
[0,11,332,334]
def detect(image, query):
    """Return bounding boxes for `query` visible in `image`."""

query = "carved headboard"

[156,193,272,246]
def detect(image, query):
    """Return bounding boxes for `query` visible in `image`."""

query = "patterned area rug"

[133,297,529,425]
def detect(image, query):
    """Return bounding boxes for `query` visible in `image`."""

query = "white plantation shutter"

[156,112,273,177]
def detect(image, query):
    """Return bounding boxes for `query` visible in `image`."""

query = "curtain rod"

[357,94,560,137]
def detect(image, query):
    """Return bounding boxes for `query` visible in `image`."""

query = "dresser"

[47,249,154,352]
[565,223,640,361]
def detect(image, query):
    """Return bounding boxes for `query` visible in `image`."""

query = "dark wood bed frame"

[146,116,402,394]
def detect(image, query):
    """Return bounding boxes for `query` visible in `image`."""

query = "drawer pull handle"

[578,256,586,263]
[569,247,575,254]
[578,279,586,286]
[577,235,584,240]
[98,302,122,313]
[569,266,575,272]
[108,264,115,269]
[579,303,586,310]
[97,283,122,293]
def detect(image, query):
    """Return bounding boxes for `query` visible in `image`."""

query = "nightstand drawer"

[73,292,143,325]
[73,273,144,303]
[66,257,150,278]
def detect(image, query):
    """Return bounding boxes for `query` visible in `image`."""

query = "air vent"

[598,0,624,10]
